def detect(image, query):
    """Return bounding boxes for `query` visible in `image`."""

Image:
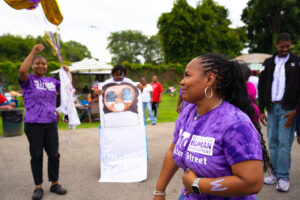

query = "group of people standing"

[18,32,300,200]
[138,75,163,125]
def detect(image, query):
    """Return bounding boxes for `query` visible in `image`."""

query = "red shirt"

[150,82,163,103]
[0,94,7,104]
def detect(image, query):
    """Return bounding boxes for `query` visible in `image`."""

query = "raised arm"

[19,44,44,82]
[153,143,179,200]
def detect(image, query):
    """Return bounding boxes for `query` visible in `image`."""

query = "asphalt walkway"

[0,123,299,200]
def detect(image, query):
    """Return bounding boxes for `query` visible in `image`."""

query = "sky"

[0,0,249,63]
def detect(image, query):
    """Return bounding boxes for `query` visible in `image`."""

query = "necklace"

[194,99,223,120]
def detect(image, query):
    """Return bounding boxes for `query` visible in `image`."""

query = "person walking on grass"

[150,75,163,120]
[138,77,156,125]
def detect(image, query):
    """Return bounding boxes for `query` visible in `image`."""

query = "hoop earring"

[204,86,213,98]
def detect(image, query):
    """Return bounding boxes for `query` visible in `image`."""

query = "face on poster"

[101,82,142,127]
[103,82,138,113]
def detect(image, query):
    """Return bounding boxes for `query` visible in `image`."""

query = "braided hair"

[197,53,273,173]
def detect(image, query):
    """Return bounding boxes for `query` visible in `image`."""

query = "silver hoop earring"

[204,86,213,98]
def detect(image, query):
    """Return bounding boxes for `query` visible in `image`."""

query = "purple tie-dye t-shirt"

[19,74,60,123]
[173,101,262,200]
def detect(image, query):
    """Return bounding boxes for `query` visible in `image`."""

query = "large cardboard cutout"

[98,78,147,182]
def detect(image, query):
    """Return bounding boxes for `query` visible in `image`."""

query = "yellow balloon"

[4,0,36,10]
[41,0,63,26]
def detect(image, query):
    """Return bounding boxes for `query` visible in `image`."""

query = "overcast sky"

[0,0,249,63]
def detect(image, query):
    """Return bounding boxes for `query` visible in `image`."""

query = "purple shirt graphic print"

[173,101,262,200]
[19,74,60,123]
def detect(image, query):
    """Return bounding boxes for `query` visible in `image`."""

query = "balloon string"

[65,134,72,152]
[47,31,63,64]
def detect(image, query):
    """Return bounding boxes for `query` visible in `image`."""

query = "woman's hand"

[182,169,197,195]
[62,64,70,72]
[176,106,181,113]
[32,44,44,54]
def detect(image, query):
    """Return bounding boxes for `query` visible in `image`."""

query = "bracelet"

[153,190,166,196]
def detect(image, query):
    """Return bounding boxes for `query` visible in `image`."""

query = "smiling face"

[276,40,291,57]
[180,58,216,104]
[32,57,47,77]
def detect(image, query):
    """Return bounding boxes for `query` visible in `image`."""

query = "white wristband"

[153,190,166,196]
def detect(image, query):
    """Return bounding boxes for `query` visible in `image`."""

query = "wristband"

[153,190,166,196]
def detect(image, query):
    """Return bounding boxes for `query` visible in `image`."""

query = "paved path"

[0,123,299,200]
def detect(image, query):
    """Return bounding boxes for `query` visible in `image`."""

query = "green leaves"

[157,0,245,65]
[242,0,300,54]
[107,30,164,65]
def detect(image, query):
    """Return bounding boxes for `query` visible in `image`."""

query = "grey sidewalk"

[0,123,299,200]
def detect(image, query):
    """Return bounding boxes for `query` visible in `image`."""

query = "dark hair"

[276,32,291,44]
[32,55,47,64]
[197,53,273,173]
[111,64,127,76]
[239,62,251,82]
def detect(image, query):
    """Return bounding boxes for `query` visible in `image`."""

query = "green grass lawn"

[0,93,179,136]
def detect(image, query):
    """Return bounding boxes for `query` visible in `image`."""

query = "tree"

[157,0,246,65]
[107,30,147,64]
[0,34,91,63]
[0,34,35,62]
[143,35,164,64]
[241,0,300,54]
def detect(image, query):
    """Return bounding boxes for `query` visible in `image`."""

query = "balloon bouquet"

[4,0,63,63]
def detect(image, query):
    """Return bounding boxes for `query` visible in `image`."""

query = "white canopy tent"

[234,53,272,71]
[50,58,113,75]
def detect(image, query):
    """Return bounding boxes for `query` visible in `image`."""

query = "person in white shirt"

[138,77,156,125]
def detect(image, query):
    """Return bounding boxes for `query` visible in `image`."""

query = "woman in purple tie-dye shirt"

[19,44,68,200]
[153,54,273,200]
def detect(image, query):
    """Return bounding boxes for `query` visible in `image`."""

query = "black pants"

[151,102,159,118]
[25,123,60,186]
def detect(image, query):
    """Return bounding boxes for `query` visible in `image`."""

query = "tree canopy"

[0,33,91,62]
[241,0,300,54]
[157,0,246,65]
[107,30,163,65]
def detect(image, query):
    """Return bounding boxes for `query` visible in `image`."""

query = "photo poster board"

[98,80,147,182]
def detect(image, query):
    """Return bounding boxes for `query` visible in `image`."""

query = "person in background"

[18,43,68,200]
[150,75,163,120]
[0,82,3,95]
[176,87,188,113]
[94,64,135,96]
[138,77,156,125]
[259,33,300,192]
[240,63,260,122]
[82,85,90,96]
[0,93,15,109]
[248,70,259,99]
[153,53,273,200]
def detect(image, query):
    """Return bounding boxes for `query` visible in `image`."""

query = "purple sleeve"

[18,75,31,89]
[223,122,263,166]
[173,114,182,144]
